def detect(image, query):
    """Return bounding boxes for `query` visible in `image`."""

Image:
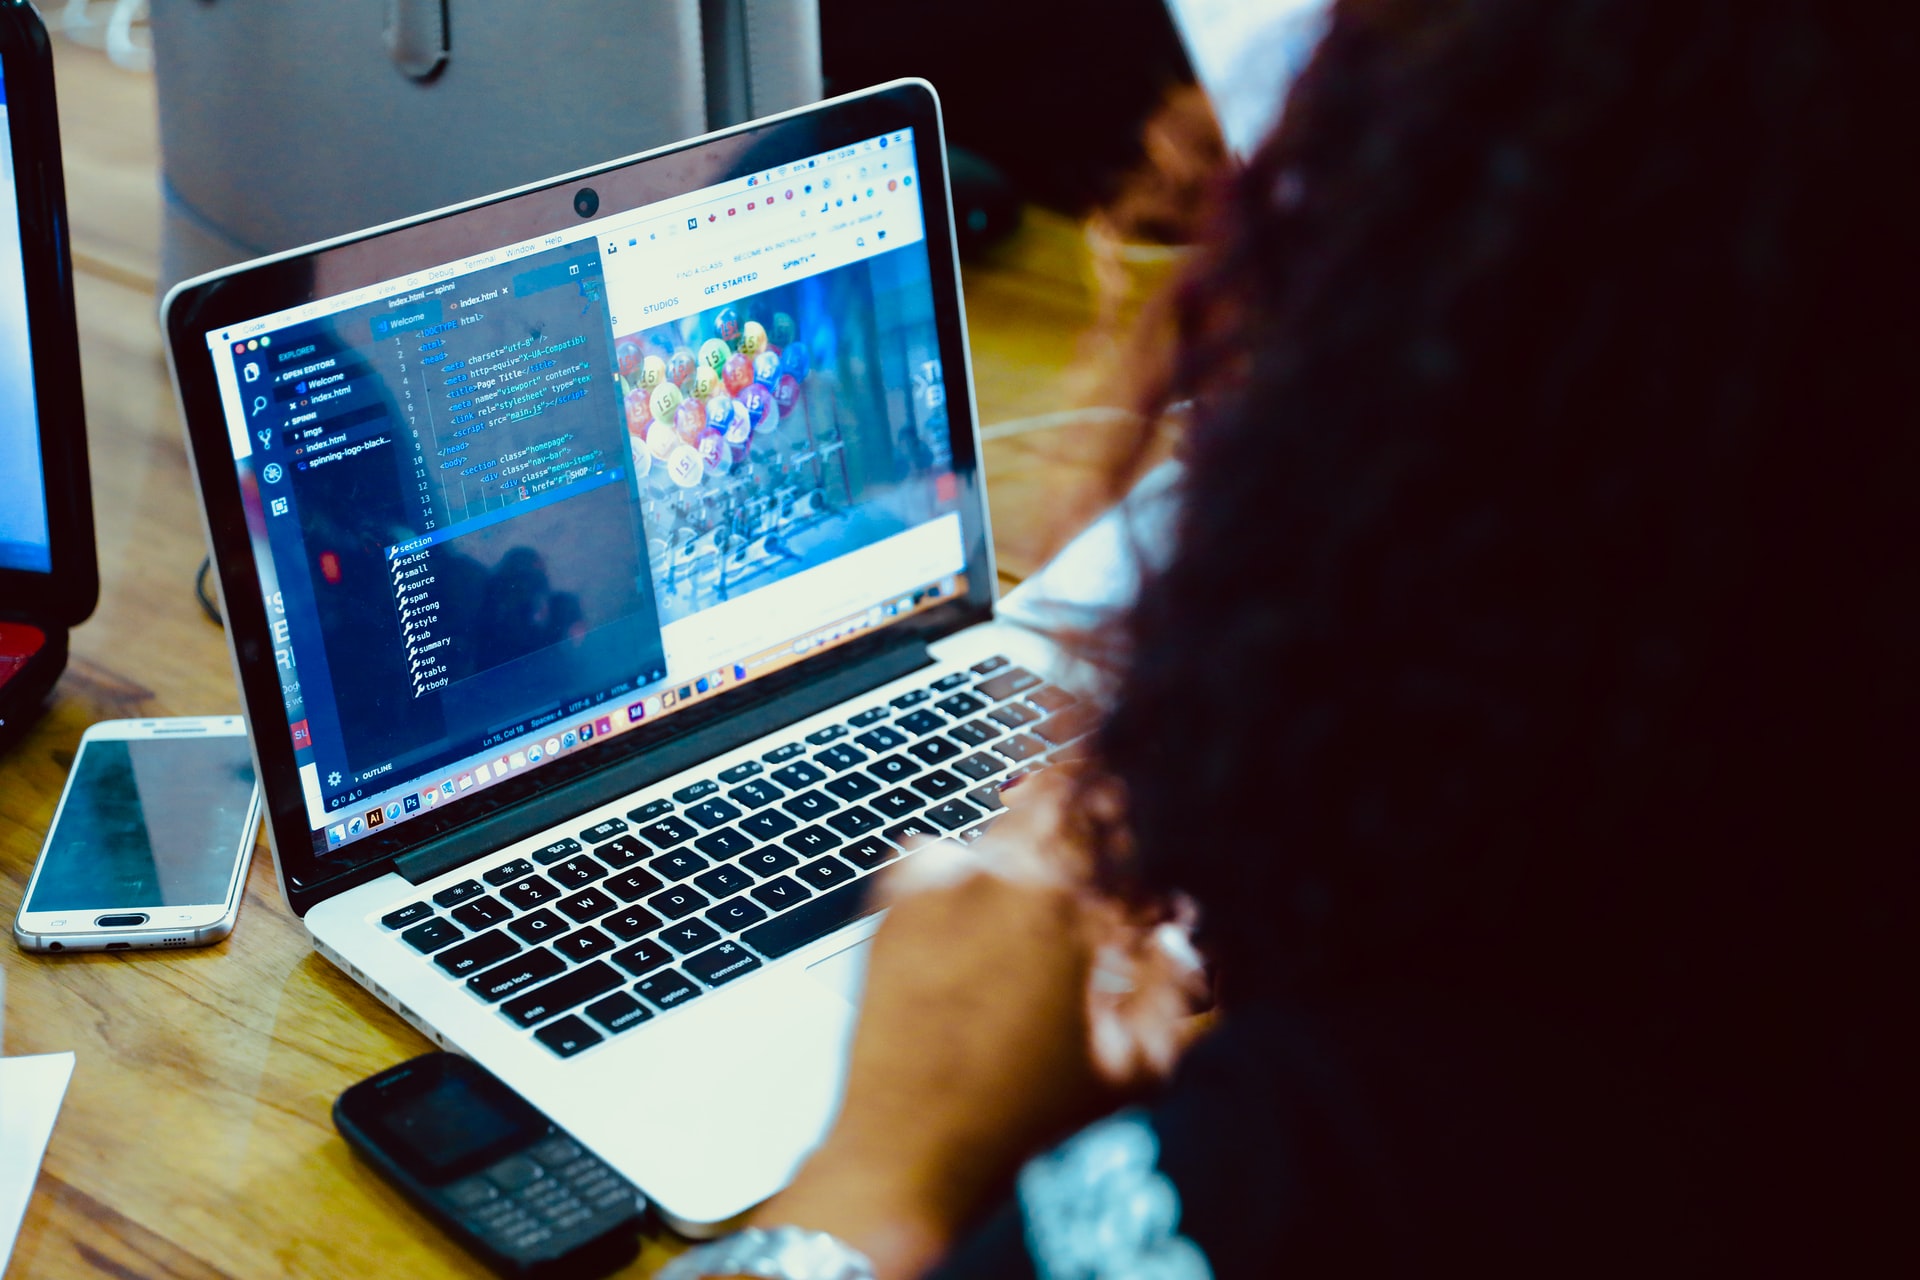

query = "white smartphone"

[12,716,263,953]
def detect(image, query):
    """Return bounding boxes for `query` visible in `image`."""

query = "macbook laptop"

[0,6,95,748]
[163,80,1096,1233]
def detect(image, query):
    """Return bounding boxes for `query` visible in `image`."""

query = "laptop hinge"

[393,639,936,885]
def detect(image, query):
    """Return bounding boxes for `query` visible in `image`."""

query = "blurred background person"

[664,1,1914,1276]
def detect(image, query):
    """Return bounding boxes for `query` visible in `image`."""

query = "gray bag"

[153,0,821,291]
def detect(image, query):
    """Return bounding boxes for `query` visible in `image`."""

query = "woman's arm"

[745,861,1105,1277]
[722,774,1120,1278]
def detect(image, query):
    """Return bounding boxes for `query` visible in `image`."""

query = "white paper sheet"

[1164,0,1332,157]
[998,460,1182,633]
[0,1052,75,1275]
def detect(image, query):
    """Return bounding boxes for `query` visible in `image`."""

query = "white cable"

[977,405,1142,442]
[105,0,151,73]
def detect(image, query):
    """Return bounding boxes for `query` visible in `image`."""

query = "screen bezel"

[15,718,260,931]
[0,4,97,626]
[164,80,994,916]
[339,1053,549,1188]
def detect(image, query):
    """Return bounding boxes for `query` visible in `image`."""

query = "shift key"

[500,961,624,1028]
[740,877,886,960]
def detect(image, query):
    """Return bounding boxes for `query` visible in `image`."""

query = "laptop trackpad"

[806,938,872,1008]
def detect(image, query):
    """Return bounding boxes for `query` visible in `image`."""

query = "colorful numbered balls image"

[666,443,705,488]
[699,337,731,374]
[667,347,697,387]
[705,394,736,431]
[723,408,753,446]
[640,354,668,390]
[714,307,741,344]
[624,388,652,432]
[616,338,642,380]
[649,381,684,424]
[722,352,755,395]
[741,382,779,431]
[781,340,810,383]
[739,320,768,357]
[674,398,708,443]
[646,419,680,461]
[691,364,720,401]
[771,312,797,347]
[752,350,781,385]
[772,373,801,413]
[697,428,729,470]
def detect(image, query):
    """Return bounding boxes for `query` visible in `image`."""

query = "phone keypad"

[441,1133,637,1256]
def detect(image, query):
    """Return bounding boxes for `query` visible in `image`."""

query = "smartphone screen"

[24,735,258,911]
[376,1072,542,1185]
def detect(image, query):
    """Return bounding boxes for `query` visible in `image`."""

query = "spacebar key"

[741,880,884,959]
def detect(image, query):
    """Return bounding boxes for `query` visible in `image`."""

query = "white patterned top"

[1018,1110,1215,1280]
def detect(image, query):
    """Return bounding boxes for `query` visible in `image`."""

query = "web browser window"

[0,61,51,575]
[204,129,966,856]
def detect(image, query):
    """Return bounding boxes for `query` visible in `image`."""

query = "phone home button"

[96,913,149,928]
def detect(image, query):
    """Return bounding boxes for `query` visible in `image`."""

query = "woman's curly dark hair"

[1091,0,1913,1046]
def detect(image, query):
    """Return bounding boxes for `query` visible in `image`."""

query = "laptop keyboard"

[375,656,1098,1058]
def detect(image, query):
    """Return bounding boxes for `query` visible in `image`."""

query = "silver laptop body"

[164,81,1089,1231]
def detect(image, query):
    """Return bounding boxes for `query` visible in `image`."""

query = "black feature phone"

[334,1052,645,1278]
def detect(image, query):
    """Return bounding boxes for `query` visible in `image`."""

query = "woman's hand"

[743,772,1208,1278]
[747,780,1109,1277]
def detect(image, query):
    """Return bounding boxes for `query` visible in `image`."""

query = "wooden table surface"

[0,37,1143,1280]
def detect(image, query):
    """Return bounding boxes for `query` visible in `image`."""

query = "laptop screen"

[200,126,968,861]
[0,60,52,576]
